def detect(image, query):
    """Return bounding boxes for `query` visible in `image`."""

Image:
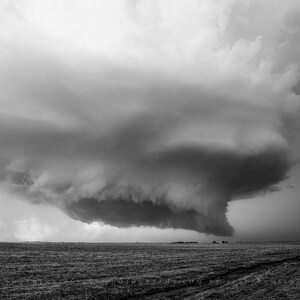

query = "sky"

[0,0,299,242]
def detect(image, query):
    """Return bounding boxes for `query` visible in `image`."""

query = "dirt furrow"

[131,255,300,300]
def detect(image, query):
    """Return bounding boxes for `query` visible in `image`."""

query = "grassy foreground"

[0,242,299,299]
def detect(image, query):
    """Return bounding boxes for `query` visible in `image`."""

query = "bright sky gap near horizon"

[0,0,299,242]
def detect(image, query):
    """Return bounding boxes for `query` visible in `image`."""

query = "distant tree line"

[211,240,228,244]
[170,241,198,244]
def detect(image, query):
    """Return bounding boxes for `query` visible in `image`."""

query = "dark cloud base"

[66,197,233,236]
[58,144,292,237]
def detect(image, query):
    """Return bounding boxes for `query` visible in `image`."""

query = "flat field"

[0,242,299,299]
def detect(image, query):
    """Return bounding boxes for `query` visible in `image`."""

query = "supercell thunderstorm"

[0,0,299,236]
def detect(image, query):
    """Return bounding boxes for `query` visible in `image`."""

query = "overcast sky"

[0,0,299,242]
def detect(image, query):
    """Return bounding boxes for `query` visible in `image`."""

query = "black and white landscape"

[0,1,300,299]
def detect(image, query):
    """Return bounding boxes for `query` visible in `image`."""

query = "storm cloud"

[65,143,291,236]
[0,0,299,236]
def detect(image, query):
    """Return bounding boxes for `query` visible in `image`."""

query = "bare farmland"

[0,242,299,299]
